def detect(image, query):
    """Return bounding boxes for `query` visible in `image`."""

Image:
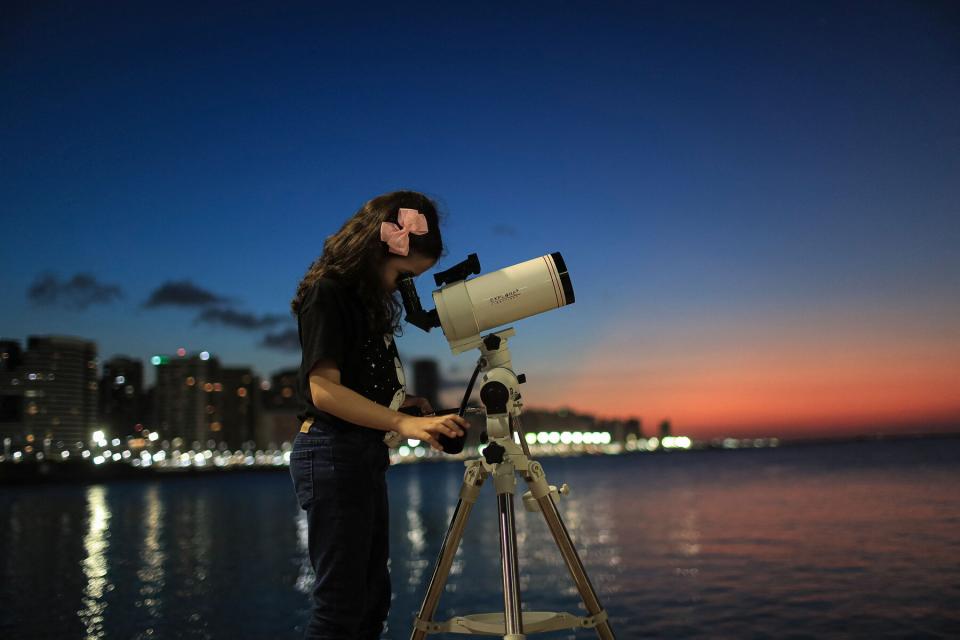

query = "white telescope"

[398,252,574,354]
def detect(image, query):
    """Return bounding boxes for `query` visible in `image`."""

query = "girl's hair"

[290,190,446,336]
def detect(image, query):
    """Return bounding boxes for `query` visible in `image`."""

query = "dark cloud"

[260,327,299,352]
[492,224,517,236]
[193,308,288,330]
[27,272,124,310]
[142,280,234,308]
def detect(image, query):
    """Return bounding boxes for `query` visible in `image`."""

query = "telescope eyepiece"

[397,274,440,331]
[434,253,481,287]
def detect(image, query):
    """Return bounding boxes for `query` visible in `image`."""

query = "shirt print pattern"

[351,332,405,410]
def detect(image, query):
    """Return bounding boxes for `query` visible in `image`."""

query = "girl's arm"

[309,359,468,450]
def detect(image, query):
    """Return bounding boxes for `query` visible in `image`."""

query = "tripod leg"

[497,491,524,639]
[410,462,486,640]
[526,464,616,639]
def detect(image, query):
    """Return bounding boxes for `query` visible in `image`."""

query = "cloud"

[143,279,297,352]
[193,307,288,330]
[260,327,300,352]
[27,272,124,310]
[142,280,234,308]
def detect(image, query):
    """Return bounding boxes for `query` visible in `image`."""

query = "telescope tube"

[432,252,574,343]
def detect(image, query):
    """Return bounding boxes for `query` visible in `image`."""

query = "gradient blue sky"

[2,1,958,437]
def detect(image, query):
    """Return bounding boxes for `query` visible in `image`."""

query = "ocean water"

[1,437,958,639]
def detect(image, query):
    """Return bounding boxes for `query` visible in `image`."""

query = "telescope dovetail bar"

[398,253,616,640]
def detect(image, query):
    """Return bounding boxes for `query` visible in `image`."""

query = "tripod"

[409,328,616,639]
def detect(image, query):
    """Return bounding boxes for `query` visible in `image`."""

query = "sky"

[2,1,958,440]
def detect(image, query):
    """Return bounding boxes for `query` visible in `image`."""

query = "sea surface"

[1,436,958,639]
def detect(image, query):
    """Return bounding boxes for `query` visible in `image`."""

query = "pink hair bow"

[380,208,428,256]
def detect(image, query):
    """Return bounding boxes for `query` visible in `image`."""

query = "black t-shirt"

[296,276,407,430]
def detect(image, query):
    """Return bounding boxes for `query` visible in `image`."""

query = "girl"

[288,190,470,639]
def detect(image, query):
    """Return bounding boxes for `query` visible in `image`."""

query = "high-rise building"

[100,356,145,438]
[412,358,440,410]
[258,368,299,448]
[659,419,672,439]
[152,352,222,448]
[0,339,26,443]
[219,366,258,449]
[21,335,99,448]
[264,368,298,410]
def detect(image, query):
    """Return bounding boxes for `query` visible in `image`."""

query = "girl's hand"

[397,414,470,452]
[401,395,435,416]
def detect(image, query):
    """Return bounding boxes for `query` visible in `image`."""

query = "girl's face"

[381,252,437,293]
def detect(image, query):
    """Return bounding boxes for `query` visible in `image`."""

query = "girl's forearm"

[310,378,404,432]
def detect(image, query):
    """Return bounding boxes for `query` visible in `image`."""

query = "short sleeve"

[299,278,354,374]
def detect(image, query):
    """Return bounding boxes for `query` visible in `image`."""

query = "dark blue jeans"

[290,425,391,639]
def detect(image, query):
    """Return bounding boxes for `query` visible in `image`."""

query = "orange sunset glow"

[529,304,960,439]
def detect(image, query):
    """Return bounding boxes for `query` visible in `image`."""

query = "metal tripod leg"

[497,486,524,639]
[527,470,616,639]
[410,461,486,640]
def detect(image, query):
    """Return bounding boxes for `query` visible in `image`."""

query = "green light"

[151,355,169,366]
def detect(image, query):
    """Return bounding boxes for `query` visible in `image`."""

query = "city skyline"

[3,2,958,440]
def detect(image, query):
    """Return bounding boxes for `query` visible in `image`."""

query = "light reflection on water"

[1,438,959,639]
[134,484,165,638]
[80,486,110,639]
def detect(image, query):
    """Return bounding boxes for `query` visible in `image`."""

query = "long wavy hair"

[290,190,446,336]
